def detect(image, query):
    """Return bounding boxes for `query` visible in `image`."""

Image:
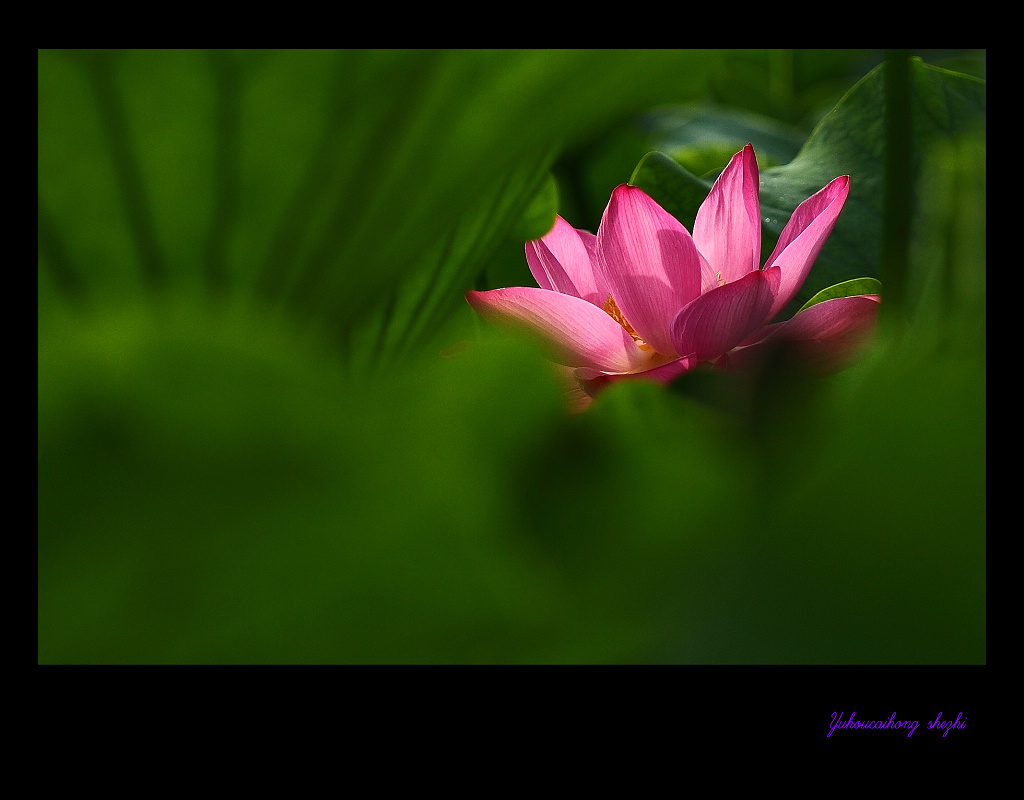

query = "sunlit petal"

[466,287,651,373]
[728,294,880,372]
[525,216,607,304]
[693,143,761,286]
[596,184,704,356]
[765,175,850,318]
[671,267,781,361]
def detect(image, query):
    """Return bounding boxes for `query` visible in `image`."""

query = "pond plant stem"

[880,49,912,333]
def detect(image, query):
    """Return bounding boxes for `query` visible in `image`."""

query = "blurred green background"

[38,49,985,663]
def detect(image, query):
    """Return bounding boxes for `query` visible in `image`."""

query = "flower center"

[603,295,653,352]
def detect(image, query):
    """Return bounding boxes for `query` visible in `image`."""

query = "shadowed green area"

[38,49,985,663]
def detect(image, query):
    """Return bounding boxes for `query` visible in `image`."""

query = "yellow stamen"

[603,295,653,352]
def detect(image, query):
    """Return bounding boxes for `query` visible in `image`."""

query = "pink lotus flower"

[467,144,879,410]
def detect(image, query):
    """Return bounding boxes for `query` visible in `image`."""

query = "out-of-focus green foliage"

[38,49,985,663]
[38,49,721,367]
